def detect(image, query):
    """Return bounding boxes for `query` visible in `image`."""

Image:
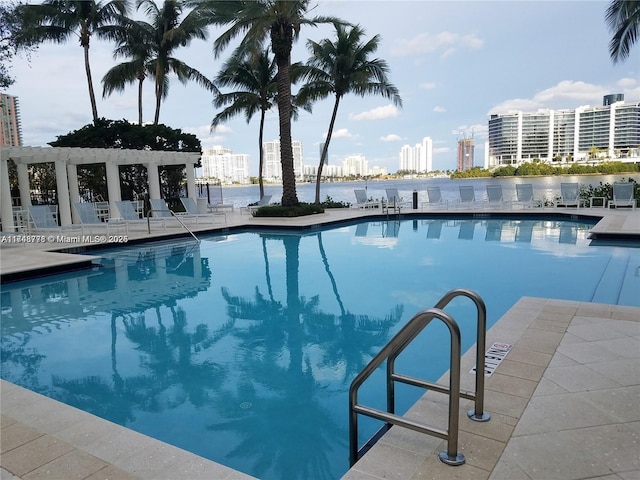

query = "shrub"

[252,203,325,217]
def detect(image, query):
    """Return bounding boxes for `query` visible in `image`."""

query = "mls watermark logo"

[470,342,512,377]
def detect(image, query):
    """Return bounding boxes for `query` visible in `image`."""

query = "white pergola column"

[67,163,80,223]
[17,162,30,209]
[0,158,14,231]
[54,160,72,226]
[105,160,122,217]
[147,162,161,199]
[186,163,196,199]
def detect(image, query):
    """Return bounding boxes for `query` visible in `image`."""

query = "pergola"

[0,146,201,231]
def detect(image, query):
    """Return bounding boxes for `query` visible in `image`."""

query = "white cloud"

[349,104,400,121]
[487,79,640,114]
[433,106,446,113]
[420,82,437,90]
[391,32,484,58]
[325,128,353,139]
[380,134,402,142]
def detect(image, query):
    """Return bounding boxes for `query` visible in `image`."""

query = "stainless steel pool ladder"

[348,288,490,467]
[147,208,200,243]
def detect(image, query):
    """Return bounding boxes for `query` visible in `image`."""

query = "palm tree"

[136,0,218,125]
[606,0,640,63]
[298,24,402,204]
[101,18,154,125]
[212,50,277,200]
[14,0,130,122]
[194,0,346,207]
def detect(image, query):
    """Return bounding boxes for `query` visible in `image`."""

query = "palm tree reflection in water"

[217,233,403,479]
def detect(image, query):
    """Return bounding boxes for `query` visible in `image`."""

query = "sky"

[4,0,640,175]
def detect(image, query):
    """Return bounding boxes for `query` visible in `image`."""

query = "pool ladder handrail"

[147,208,200,244]
[348,288,490,467]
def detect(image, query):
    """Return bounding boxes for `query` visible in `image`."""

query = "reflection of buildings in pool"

[0,241,211,335]
[559,225,578,244]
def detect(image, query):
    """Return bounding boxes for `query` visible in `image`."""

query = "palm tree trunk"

[272,21,299,207]
[83,42,99,122]
[315,96,341,204]
[137,78,144,125]
[258,109,265,199]
[154,64,162,125]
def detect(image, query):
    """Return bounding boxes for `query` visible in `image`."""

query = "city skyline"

[3,1,638,175]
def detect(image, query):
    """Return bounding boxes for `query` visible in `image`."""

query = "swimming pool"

[1,217,638,479]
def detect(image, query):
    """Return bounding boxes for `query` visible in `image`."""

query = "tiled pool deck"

[1,207,639,480]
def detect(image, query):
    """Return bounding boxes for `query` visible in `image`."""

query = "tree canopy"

[49,118,201,152]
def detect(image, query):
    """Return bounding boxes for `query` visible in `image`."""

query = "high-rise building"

[262,139,304,181]
[200,146,250,184]
[342,154,368,176]
[488,96,640,167]
[0,94,22,146]
[457,138,475,171]
[398,137,432,172]
[319,142,328,165]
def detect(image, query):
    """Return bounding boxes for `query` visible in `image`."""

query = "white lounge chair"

[352,189,379,209]
[514,184,542,208]
[609,182,637,210]
[485,185,507,208]
[457,186,477,209]
[115,200,166,230]
[180,197,226,223]
[422,186,448,209]
[74,202,127,234]
[385,188,411,212]
[556,183,582,208]
[150,198,201,226]
[246,195,273,215]
[28,205,83,234]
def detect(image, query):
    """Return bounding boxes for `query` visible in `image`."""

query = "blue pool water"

[1,217,639,479]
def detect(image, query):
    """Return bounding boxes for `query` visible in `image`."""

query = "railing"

[348,288,489,467]
[147,208,200,243]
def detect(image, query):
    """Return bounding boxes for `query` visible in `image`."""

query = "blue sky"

[6,0,639,174]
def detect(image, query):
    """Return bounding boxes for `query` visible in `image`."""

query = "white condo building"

[342,154,368,176]
[399,137,433,172]
[200,146,250,184]
[487,96,640,167]
[263,139,304,181]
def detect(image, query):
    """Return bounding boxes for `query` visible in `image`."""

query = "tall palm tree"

[15,0,130,122]
[297,24,402,204]
[101,18,154,125]
[136,0,217,125]
[212,50,277,200]
[606,0,640,63]
[194,0,345,207]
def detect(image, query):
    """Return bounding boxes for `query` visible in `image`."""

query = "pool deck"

[1,206,639,480]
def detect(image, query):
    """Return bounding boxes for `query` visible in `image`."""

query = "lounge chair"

[457,185,477,209]
[385,188,411,212]
[180,197,226,223]
[485,185,508,208]
[28,205,83,234]
[352,189,379,209]
[246,195,272,215]
[114,200,166,230]
[556,182,582,208]
[609,182,637,210]
[514,184,542,208]
[422,186,448,209]
[150,198,201,226]
[74,202,127,234]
